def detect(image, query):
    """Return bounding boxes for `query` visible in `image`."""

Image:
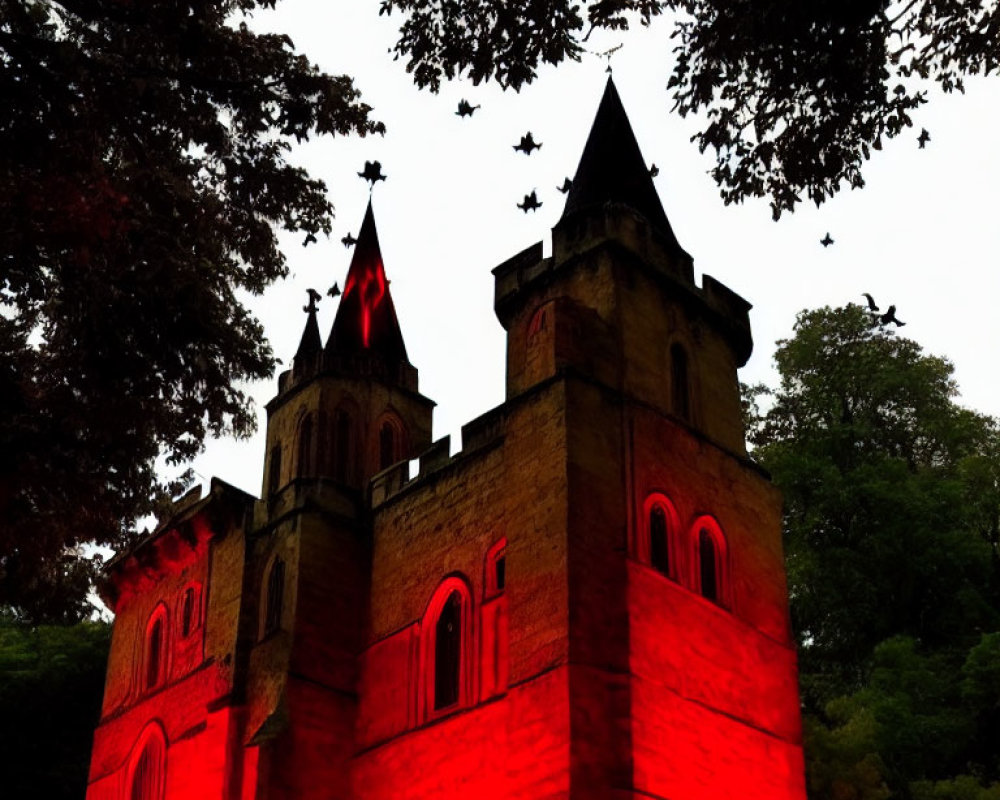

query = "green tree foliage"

[0,0,383,620]
[0,616,111,800]
[380,0,999,217]
[746,305,1000,798]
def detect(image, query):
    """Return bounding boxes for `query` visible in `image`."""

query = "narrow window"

[434,591,461,710]
[379,421,396,471]
[264,558,285,636]
[297,414,314,477]
[129,733,164,800]
[181,588,195,637]
[130,743,154,800]
[699,529,718,603]
[650,505,670,576]
[671,343,690,421]
[334,410,352,482]
[268,445,282,496]
[146,618,163,689]
[495,554,506,591]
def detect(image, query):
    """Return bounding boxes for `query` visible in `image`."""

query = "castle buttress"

[86,78,807,800]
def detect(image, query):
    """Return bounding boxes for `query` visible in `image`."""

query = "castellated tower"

[86,78,807,800]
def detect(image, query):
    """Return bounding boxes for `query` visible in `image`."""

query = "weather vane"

[592,43,623,73]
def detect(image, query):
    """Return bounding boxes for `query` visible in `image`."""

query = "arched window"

[419,576,473,721]
[699,530,718,602]
[671,343,690,421]
[263,557,285,637]
[640,493,679,579]
[268,445,282,496]
[379,420,397,471]
[297,414,314,477]
[691,516,727,607]
[334,409,352,482]
[144,606,168,691]
[434,592,462,710]
[181,588,195,637]
[128,723,166,800]
[649,505,670,576]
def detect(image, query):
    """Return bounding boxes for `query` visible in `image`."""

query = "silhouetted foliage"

[746,306,1000,798]
[0,616,111,800]
[380,0,999,217]
[0,0,383,620]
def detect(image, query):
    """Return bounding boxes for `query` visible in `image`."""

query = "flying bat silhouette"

[341,233,357,248]
[518,191,542,213]
[918,128,930,149]
[557,178,573,194]
[821,232,834,247]
[303,288,322,313]
[862,293,879,312]
[456,99,480,117]
[358,160,386,186]
[880,305,906,327]
[302,232,317,247]
[328,282,341,298]
[513,132,542,155]
[648,163,659,178]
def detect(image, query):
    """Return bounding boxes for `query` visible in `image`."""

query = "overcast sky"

[188,1,1000,499]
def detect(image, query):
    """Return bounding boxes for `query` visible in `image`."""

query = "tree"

[0,0,383,621]
[380,0,999,217]
[745,305,1000,798]
[0,615,111,800]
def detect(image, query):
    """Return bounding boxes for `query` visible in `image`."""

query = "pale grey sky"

[189,1,1000,498]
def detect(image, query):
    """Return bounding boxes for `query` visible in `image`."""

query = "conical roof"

[326,200,408,363]
[560,77,685,254]
[293,299,322,364]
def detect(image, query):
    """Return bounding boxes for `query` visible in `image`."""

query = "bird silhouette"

[821,232,834,247]
[456,99,480,117]
[327,282,341,298]
[513,132,542,155]
[518,191,542,213]
[557,178,573,194]
[358,160,386,186]
[303,288,322,313]
[341,233,357,248]
[880,305,906,327]
[918,128,930,149]
[648,163,659,178]
[862,293,879,312]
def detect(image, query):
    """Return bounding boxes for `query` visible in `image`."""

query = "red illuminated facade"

[87,78,807,800]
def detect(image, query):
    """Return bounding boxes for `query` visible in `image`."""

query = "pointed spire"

[326,200,408,363]
[293,289,323,373]
[560,77,685,255]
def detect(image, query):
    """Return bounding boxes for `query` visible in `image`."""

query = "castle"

[86,79,808,800]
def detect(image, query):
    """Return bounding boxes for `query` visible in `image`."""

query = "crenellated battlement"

[370,405,507,509]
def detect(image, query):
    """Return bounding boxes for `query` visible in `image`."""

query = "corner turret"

[493,76,753,455]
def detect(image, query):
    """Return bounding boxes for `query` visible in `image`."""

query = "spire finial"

[303,288,321,314]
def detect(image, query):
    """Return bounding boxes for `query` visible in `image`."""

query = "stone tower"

[86,79,806,800]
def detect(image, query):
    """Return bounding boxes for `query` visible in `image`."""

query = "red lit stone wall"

[87,492,253,800]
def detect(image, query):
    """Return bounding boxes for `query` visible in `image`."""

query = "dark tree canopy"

[0,616,111,800]
[746,306,1000,798]
[380,0,999,217]
[0,0,383,621]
